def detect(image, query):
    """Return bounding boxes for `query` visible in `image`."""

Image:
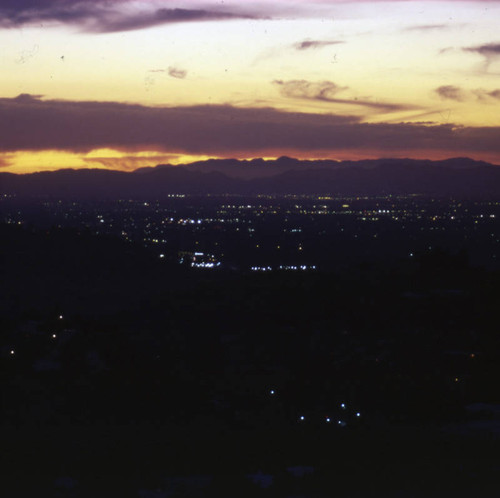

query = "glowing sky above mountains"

[1,0,499,173]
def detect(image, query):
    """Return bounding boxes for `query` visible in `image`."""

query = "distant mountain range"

[1,157,500,198]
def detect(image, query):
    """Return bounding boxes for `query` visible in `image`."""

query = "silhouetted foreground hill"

[3,223,500,496]
[1,157,500,198]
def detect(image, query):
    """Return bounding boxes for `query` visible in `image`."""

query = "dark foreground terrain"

[2,202,500,496]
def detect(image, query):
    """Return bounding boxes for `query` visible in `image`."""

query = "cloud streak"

[293,40,344,51]
[0,94,499,160]
[434,85,500,102]
[404,24,449,32]
[1,1,498,34]
[274,79,413,113]
[464,43,500,57]
[87,8,258,33]
[0,1,260,33]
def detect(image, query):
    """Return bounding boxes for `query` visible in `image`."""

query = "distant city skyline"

[1,0,499,173]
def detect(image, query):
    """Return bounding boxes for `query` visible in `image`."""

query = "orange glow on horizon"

[2,146,499,175]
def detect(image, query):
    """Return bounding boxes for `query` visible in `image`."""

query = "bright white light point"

[52,334,57,339]
[326,418,331,423]
[300,416,305,421]
[270,390,275,395]
[341,403,346,409]
[59,315,63,320]
[356,413,361,417]
[10,350,15,355]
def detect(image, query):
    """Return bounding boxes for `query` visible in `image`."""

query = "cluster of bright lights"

[180,251,221,269]
[191,262,221,269]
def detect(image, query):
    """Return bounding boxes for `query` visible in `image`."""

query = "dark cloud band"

[0,95,499,158]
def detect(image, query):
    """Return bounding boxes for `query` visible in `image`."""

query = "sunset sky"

[1,0,499,173]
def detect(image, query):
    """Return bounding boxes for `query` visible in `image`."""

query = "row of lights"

[251,265,317,272]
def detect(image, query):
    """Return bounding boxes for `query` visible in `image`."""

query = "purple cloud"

[463,42,500,70]
[0,1,259,33]
[0,94,499,159]
[274,79,347,100]
[87,8,257,33]
[435,85,466,102]
[464,43,500,57]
